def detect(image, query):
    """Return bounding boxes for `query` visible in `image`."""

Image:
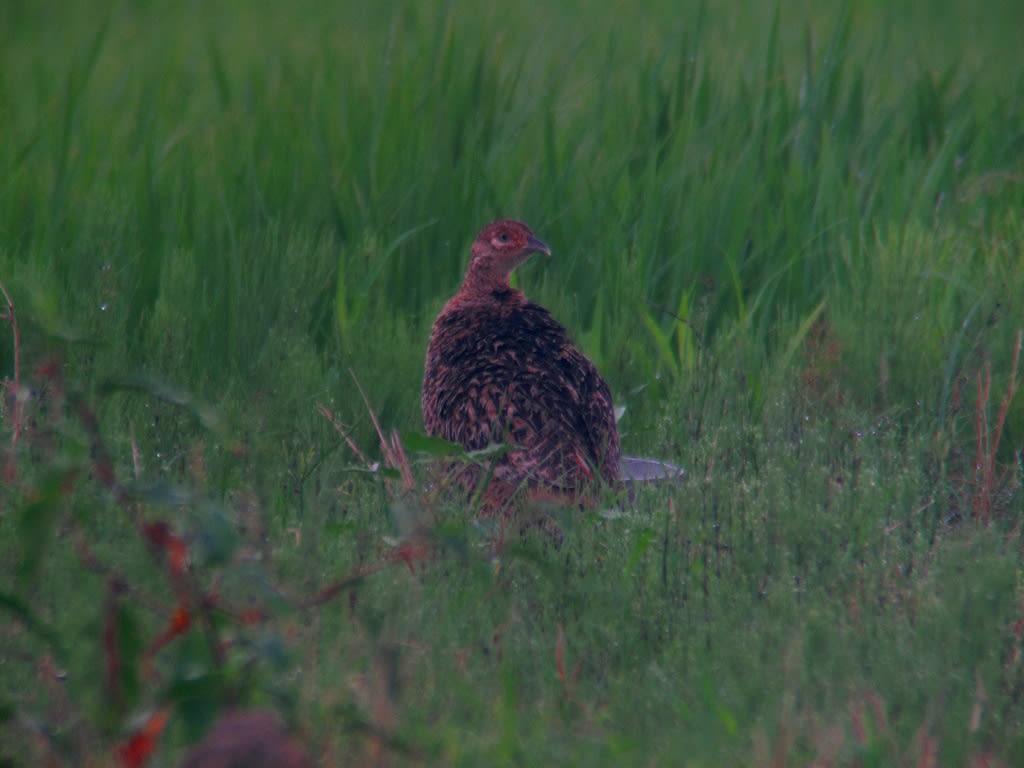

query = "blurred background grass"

[3,0,1022,439]
[2,0,1023,764]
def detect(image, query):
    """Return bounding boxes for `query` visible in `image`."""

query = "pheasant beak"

[527,234,552,257]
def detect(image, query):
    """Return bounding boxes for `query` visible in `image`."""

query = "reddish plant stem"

[972,329,1022,523]
[1,281,21,481]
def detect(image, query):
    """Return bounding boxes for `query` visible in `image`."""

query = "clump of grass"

[0,327,454,764]
[3,295,1023,764]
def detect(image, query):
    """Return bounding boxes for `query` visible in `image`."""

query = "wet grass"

[2,0,1023,765]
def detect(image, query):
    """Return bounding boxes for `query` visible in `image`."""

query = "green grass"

[2,0,1023,765]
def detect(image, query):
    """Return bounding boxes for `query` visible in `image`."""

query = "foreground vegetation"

[2,0,1023,764]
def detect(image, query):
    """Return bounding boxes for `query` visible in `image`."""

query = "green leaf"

[191,504,240,568]
[402,432,467,456]
[638,305,681,381]
[625,527,655,573]
[357,220,438,298]
[778,299,827,373]
[467,442,520,460]
[116,603,143,711]
[16,469,75,591]
[166,671,227,704]
[0,591,65,654]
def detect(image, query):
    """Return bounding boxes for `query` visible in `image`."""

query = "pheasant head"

[461,219,551,295]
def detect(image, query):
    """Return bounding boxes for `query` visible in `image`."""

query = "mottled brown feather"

[422,220,620,512]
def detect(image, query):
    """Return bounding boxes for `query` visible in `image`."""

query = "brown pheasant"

[422,219,620,514]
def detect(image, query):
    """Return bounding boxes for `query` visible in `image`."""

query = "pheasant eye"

[496,232,510,243]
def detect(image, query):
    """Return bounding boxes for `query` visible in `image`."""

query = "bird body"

[422,220,619,512]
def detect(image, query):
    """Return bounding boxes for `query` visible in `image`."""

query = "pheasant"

[422,219,620,515]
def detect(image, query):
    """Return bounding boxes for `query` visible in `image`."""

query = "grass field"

[2,1,1024,765]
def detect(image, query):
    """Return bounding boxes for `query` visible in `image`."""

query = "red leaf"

[145,604,192,663]
[142,522,171,549]
[35,360,60,378]
[166,535,188,575]
[141,521,188,576]
[117,708,170,768]
[239,608,268,626]
[170,605,191,634]
[391,542,429,574]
